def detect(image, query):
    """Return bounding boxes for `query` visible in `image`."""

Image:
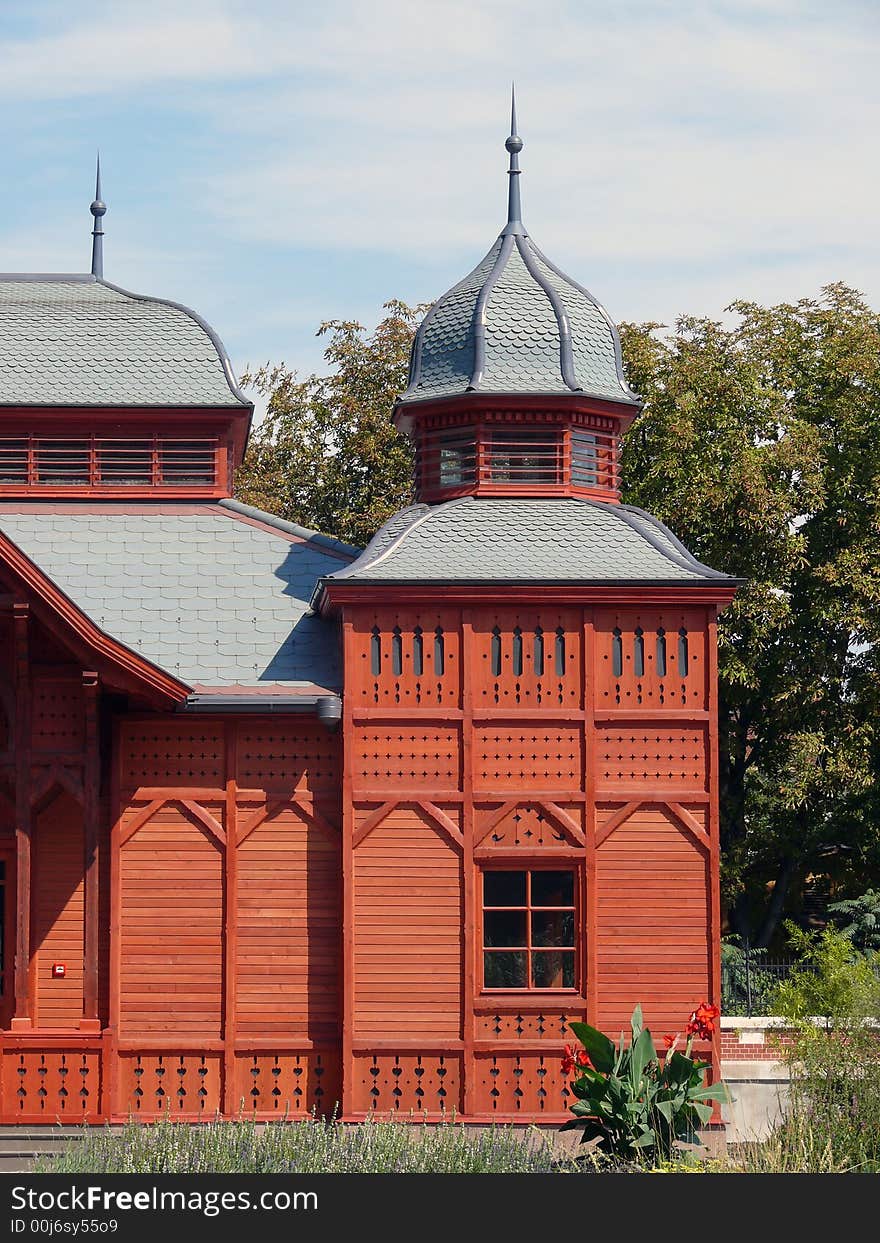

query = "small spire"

[90,153,106,278]
[502,83,525,236]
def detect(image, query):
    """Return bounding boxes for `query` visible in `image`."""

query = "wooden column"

[222,721,238,1116]
[583,610,598,1024]
[11,602,32,1030]
[80,671,101,1032]
[340,617,355,1117]
[706,611,725,1121]
[460,610,475,1115]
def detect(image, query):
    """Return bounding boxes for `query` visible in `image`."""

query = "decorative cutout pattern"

[119,1053,222,1116]
[237,723,340,792]
[595,608,706,710]
[233,1052,341,1118]
[122,725,225,787]
[352,726,460,789]
[596,727,707,789]
[475,1012,579,1041]
[473,608,581,708]
[32,679,83,752]
[473,1052,572,1115]
[353,609,460,708]
[476,802,570,849]
[352,1053,462,1115]
[3,1049,100,1120]
[474,726,581,789]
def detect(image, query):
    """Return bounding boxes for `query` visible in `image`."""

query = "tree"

[620,283,880,945]
[235,300,423,548]
[238,282,880,945]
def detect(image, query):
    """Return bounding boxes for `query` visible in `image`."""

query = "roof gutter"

[179,692,343,729]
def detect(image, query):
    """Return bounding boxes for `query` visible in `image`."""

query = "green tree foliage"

[235,300,422,548]
[828,889,880,952]
[619,284,880,945]
[237,283,880,944]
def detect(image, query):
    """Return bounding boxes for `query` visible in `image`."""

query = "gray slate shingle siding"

[327,496,734,585]
[0,505,348,688]
[400,231,636,406]
[0,277,247,407]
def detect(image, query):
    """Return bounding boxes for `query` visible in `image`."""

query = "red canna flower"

[663,1034,676,1051]
[561,1044,577,1076]
[576,1050,592,1069]
[686,1002,721,1041]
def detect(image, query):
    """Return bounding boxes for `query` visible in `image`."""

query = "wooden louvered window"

[0,435,220,492]
[482,869,577,991]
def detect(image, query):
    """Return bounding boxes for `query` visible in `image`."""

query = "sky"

[1,0,878,402]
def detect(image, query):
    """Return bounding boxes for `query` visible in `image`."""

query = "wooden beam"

[351,800,398,849]
[417,800,464,851]
[665,801,711,852]
[11,603,32,1028]
[81,671,100,1031]
[594,800,643,848]
[541,801,587,848]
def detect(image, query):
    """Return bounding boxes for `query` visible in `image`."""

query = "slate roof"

[320,497,737,591]
[0,499,358,691]
[398,114,639,411]
[0,275,249,408]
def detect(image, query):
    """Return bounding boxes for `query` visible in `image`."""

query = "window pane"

[532,909,574,947]
[484,910,527,948]
[483,871,526,907]
[532,951,575,989]
[531,871,574,907]
[484,951,528,989]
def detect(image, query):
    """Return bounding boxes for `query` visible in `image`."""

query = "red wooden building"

[0,126,737,1125]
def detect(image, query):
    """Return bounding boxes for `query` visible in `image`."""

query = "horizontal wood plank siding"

[119,803,223,1039]
[236,806,340,1038]
[596,803,709,1034]
[353,805,462,1041]
[33,791,84,1029]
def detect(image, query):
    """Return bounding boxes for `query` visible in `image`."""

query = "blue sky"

[1,0,878,403]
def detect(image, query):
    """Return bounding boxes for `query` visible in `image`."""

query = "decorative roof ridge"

[96,277,251,410]
[574,496,737,582]
[514,234,579,391]
[337,497,466,578]
[218,498,361,558]
[618,503,739,581]
[468,234,515,389]
[526,238,640,404]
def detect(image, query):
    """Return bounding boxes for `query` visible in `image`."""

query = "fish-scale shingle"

[0,502,352,688]
[0,276,248,407]
[323,497,736,588]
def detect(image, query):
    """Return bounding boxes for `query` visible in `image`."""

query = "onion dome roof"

[399,95,639,409]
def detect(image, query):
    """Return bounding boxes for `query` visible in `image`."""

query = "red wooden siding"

[119,802,225,1039]
[237,803,340,1039]
[353,804,463,1041]
[33,791,84,1029]
[595,802,710,1034]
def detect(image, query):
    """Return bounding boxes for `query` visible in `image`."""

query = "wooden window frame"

[478,863,580,995]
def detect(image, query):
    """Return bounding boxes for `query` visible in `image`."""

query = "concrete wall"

[720,1016,791,1142]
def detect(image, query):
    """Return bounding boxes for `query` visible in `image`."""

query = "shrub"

[561,1004,730,1160]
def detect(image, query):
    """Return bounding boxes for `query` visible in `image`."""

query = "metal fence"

[721,949,806,1017]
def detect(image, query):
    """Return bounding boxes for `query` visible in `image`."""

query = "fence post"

[744,935,753,1018]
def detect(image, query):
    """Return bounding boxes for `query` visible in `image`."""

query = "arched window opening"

[533,626,545,676]
[656,627,667,677]
[512,626,523,677]
[634,626,645,678]
[434,626,445,676]
[391,626,403,677]
[413,626,424,676]
[370,626,381,676]
[491,626,502,678]
[678,627,689,678]
[612,627,623,679]
[555,627,566,677]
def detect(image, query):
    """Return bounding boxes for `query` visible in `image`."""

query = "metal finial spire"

[503,84,525,236]
[90,153,106,278]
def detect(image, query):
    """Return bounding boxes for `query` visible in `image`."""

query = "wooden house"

[0,125,737,1125]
